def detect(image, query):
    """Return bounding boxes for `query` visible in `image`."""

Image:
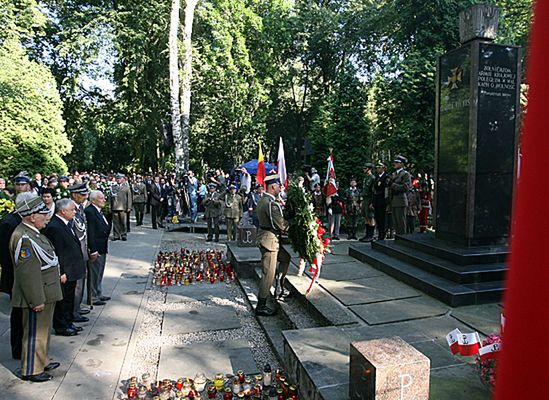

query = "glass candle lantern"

[232,377,241,394]
[137,386,147,400]
[194,373,207,392]
[263,364,272,387]
[237,370,245,384]
[223,387,233,400]
[176,378,184,391]
[127,383,137,399]
[207,384,217,399]
[214,373,225,391]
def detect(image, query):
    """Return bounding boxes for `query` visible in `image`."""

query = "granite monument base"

[349,336,430,400]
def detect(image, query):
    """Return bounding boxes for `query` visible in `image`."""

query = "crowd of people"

[0,156,433,380]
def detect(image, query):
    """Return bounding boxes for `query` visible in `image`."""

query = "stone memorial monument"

[349,337,430,400]
[237,214,257,247]
[350,5,521,306]
[435,4,521,246]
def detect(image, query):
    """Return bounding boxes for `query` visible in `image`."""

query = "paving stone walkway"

[0,217,278,400]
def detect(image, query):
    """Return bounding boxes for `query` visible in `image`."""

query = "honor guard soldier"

[110,173,132,241]
[373,162,390,240]
[204,183,222,242]
[255,173,291,316]
[344,177,361,240]
[68,183,92,322]
[223,184,243,241]
[360,163,376,242]
[14,171,32,195]
[389,155,412,235]
[10,195,62,382]
[132,176,148,226]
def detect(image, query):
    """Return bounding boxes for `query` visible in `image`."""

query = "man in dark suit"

[44,198,86,336]
[149,175,164,229]
[85,190,111,306]
[0,192,28,359]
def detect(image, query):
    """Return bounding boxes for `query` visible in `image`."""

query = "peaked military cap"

[14,171,31,184]
[363,163,375,169]
[59,175,69,182]
[68,182,89,195]
[393,155,408,164]
[264,173,280,186]
[16,194,49,216]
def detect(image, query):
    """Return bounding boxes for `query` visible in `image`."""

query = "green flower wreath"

[286,180,321,264]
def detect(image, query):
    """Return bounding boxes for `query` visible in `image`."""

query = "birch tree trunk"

[169,0,183,175]
[180,0,199,172]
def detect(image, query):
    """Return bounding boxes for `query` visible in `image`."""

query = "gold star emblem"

[447,67,463,90]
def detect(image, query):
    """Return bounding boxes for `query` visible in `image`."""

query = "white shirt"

[57,214,71,225]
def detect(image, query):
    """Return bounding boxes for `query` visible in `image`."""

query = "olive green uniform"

[111,183,132,240]
[204,191,222,241]
[132,182,147,226]
[223,193,242,241]
[10,223,62,377]
[389,169,412,235]
[344,187,361,239]
[256,193,290,299]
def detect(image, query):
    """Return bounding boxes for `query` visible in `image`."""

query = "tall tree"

[169,0,183,174]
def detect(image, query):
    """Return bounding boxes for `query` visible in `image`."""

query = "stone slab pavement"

[0,218,163,400]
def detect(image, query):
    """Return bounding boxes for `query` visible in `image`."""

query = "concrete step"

[349,244,505,307]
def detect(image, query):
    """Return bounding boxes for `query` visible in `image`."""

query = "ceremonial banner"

[257,140,266,188]
[277,137,288,189]
[322,152,337,197]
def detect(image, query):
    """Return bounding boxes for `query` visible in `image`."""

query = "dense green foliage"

[2,0,534,183]
[0,0,69,177]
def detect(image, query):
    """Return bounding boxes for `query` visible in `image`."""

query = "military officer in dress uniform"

[14,171,32,195]
[373,162,390,240]
[204,183,222,242]
[223,184,243,241]
[255,173,290,316]
[69,183,92,323]
[10,195,63,382]
[360,163,376,242]
[110,173,132,241]
[132,175,147,226]
[0,192,29,360]
[247,183,263,228]
[344,177,361,240]
[389,155,412,235]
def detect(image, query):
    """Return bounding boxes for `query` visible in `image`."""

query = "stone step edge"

[251,265,361,328]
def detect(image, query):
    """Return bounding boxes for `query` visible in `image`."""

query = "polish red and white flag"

[479,343,502,362]
[458,332,482,356]
[446,328,461,355]
[322,151,337,197]
[501,313,506,334]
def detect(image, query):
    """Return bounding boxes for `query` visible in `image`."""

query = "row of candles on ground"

[125,364,299,399]
[153,249,236,287]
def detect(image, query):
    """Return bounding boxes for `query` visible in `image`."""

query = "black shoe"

[93,300,106,306]
[152,227,158,230]
[333,236,340,240]
[99,296,111,301]
[360,237,373,242]
[122,237,127,241]
[22,372,52,382]
[206,238,212,242]
[79,309,90,315]
[12,353,21,360]
[72,316,89,323]
[214,238,219,242]
[55,328,78,336]
[111,238,119,241]
[277,288,292,301]
[255,298,277,317]
[158,224,165,228]
[69,324,83,332]
[44,362,60,372]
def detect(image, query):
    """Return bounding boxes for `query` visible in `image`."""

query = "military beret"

[16,193,49,216]
[68,182,89,195]
[393,155,408,164]
[264,173,280,186]
[363,163,375,169]
[14,171,31,184]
